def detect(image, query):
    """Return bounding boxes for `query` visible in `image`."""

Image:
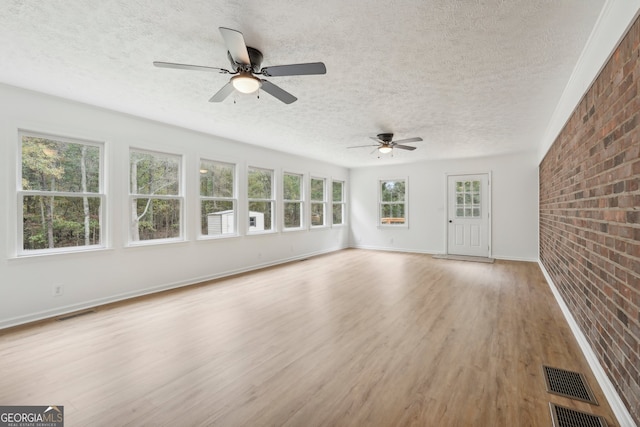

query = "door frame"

[444,171,492,257]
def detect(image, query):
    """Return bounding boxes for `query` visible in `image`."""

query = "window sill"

[11,245,111,261]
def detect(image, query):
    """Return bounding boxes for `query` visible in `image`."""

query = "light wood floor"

[0,249,618,426]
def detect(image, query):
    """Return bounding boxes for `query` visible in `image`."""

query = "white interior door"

[447,174,490,257]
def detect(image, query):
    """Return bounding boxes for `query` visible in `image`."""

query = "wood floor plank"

[0,249,619,426]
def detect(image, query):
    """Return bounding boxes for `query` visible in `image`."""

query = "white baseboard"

[349,244,538,263]
[538,261,637,427]
[348,244,436,255]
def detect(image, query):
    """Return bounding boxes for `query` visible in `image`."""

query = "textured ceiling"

[0,0,605,167]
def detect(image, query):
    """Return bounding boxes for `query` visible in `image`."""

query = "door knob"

[448,220,453,223]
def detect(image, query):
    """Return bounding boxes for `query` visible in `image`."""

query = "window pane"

[22,136,100,193]
[473,208,481,217]
[130,150,180,195]
[472,180,480,191]
[22,195,101,250]
[332,181,343,202]
[381,180,405,202]
[333,203,343,225]
[284,202,302,228]
[201,200,235,235]
[248,201,272,231]
[311,178,324,201]
[248,168,273,199]
[132,198,181,241]
[311,202,324,226]
[381,203,405,224]
[283,173,302,200]
[200,160,234,198]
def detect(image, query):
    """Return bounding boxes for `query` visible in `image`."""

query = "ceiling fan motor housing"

[227,47,263,73]
[377,133,394,143]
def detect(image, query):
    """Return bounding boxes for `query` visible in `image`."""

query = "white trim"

[538,261,637,427]
[331,179,346,227]
[378,177,409,228]
[246,165,276,234]
[17,130,107,256]
[310,175,328,229]
[282,170,305,231]
[198,158,238,238]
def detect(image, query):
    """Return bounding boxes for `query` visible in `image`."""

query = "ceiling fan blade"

[260,80,297,104]
[369,136,383,143]
[153,61,231,73]
[347,144,379,149]
[394,144,417,151]
[261,62,327,77]
[219,27,250,65]
[209,83,235,102]
[392,137,423,145]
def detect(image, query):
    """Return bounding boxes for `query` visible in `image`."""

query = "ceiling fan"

[348,133,423,154]
[153,27,326,104]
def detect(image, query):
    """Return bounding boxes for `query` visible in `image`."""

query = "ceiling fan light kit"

[153,27,326,104]
[348,133,423,156]
[231,72,261,94]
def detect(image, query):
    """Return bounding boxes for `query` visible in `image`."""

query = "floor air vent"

[542,365,598,404]
[549,403,608,427]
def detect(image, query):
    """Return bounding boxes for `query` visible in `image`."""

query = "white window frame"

[128,147,184,245]
[378,177,408,228]
[247,166,276,234]
[331,179,346,227]
[282,171,305,231]
[310,176,327,228]
[199,159,237,239]
[17,130,106,256]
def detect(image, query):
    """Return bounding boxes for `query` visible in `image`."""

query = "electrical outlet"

[52,284,64,297]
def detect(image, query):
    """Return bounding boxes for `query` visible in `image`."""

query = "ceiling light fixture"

[378,145,393,154]
[231,72,262,94]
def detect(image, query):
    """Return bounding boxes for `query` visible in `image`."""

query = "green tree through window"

[379,179,406,225]
[283,172,303,229]
[20,133,103,252]
[200,160,236,236]
[129,149,182,242]
[247,167,274,232]
[332,180,345,225]
[311,177,326,227]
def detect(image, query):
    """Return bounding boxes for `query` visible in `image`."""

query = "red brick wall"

[539,17,640,425]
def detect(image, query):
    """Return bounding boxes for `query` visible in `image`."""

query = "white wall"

[0,84,349,329]
[349,151,539,261]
